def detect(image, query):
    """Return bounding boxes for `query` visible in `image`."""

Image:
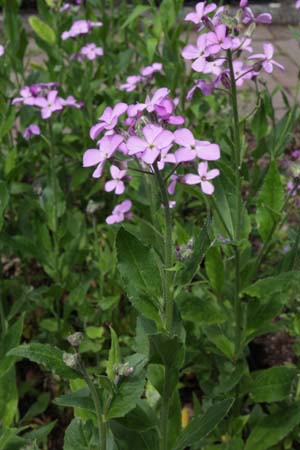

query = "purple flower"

[206,25,233,55]
[105,165,127,195]
[106,199,132,225]
[187,79,216,99]
[140,62,163,77]
[232,37,253,53]
[248,43,284,73]
[127,87,170,117]
[83,134,123,178]
[120,75,143,92]
[0,45,4,57]
[62,95,83,109]
[168,174,178,195]
[239,0,248,7]
[90,103,128,140]
[185,2,217,24]
[61,20,103,40]
[154,98,184,125]
[174,128,220,162]
[184,161,220,195]
[12,86,39,106]
[296,0,300,9]
[23,124,41,140]
[127,124,174,165]
[35,90,63,119]
[157,146,177,170]
[242,7,272,24]
[182,34,208,72]
[80,43,104,60]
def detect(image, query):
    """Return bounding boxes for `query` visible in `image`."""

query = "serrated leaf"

[173,398,234,450]
[243,271,300,298]
[0,314,24,376]
[8,344,77,379]
[54,388,95,413]
[245,404,300,450]
[28,16,55,44]
[107,373,145,420]
[205,247,224,295]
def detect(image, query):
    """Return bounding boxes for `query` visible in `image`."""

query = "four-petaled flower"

[206,25,233,55]
[83,134,123,178]
[105,165,127,195]
[248,43,284,73]
[182,35,208,73]
[90,103,128,140]
[127,124,174,165]
[185,1,217,24]
[80,43,104,60]
[106,200,132,224]
[35,90,63,119]
[184,161,220,195]
[174,128,220,162]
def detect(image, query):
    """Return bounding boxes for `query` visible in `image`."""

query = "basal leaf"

[28,16,55,44]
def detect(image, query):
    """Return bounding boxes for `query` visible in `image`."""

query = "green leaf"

[251,99,268,140]
[0,110,16,140]
[23,420,57,443]
[245,404,300,450]
[178,221,210,286]
[0,314,24,376]
[244,271,300,298]
[106,354,146,420]
[54,388,95,413]
[148,333,184,369]
[177,293,226,326]
[205,247,224,295]
[146,38,158,62]
[21,392,50,422]
[116,228,161,322]
[121,5,152,29]
[107,327,121,381]
[63,419,98,450]
[173,398,234,450]
[28,16,55,44]
[8,344,77,379]
[256,161,284,242]
[244,366,297,403]
[0,367,18,427]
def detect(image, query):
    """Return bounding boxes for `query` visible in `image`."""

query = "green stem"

[153,163,173,333]
[227,50,243,360]
[81,365,107,450]
[0,295,6,338]
[153,163,174,450]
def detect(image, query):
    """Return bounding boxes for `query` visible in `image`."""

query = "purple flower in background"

[23,124,41,140]
[127,124,174,165]
[80,43,104,60]
[83,134,123,178]
[184,162,220,195]
[0,45,4,57]
[90,103,128,140]
[120,75,143,92]
[249,43,284,73]
[185,1,217,24]
[35,90,63,119]
[106,200,132,225]
[105,165,127,195]
[61,20,103,40]
[141,62,163,77]
[296,0,300,8]
[12,86,39,106]
[239,0,248,7]
[174,128,220,162]
[187,79,216,99]
[242,7,272,24]
[62,95,83,109]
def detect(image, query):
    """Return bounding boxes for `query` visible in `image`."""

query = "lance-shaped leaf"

[173,398,234,450]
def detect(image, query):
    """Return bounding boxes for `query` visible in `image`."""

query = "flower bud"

[113,362,134,377]
[245,22,256,37]
[67,332,84,347]
[63,352,81,370]
[221,73,231,90]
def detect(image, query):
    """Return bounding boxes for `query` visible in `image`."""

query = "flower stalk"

[227,49,243,361]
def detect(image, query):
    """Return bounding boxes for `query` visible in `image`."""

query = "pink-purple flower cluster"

[12,83,83,119]
[61,20,102,40]
[71,43,104,61]
[182,0,284,99]
[119,63,163,92]
[83,88,220,224]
